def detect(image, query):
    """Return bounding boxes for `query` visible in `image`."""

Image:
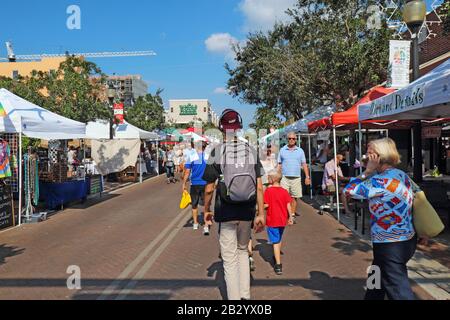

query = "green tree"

[227,0,393,120]
[41,56,110,123]
[249,106,282,131]
[126,90,165,132]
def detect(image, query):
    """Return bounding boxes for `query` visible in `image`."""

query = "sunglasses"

[288,138,297,141]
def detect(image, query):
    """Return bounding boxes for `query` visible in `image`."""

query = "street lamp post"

[403,0,426,183]
[107,83,116,140]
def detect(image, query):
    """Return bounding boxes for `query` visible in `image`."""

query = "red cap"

[219,109,243,131]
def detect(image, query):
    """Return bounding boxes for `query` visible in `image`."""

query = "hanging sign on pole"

[388,40,411,89]
[114,103,125,124]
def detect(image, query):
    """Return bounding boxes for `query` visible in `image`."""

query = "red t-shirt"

[264,186,292,227]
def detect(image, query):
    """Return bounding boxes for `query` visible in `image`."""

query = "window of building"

[204,107,207,113]
[171,108,174,113]
[12,70,19,79]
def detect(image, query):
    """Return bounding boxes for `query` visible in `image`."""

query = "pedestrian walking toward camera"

[264,170,293,275]
[163,146,176,184]
[278,132,311,222]
[203,109,265,301]
[343,138,417,300]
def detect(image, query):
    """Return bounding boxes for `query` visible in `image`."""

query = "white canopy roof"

[359,59,450,121]
[0,88,86,139]
[183,132,207,142]
[86,120,159,140]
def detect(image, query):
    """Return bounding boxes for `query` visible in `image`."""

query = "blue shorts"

[267,227,285,244]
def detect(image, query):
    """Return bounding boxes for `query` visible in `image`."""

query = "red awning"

[332,87,396,126]
[308,86,396,132]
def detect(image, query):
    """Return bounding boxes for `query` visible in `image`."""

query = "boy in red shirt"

[264,170,294,275]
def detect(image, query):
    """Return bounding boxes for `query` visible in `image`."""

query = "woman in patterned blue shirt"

[343,138,417,300]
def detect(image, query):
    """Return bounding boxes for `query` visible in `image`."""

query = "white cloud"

[213,87,230,95]
[205,33,239,59]
[239,0,297,32]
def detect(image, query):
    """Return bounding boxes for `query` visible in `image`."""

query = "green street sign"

[179,103,198,116]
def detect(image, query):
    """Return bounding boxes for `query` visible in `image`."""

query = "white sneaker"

[193,223,199,230]
[203,226,210,236]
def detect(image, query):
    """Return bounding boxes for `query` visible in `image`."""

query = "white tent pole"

[411,128,415,169]
[156,140,159,175]
[333,126,340,223]
[359,122,363,175]
[18,132,23,226]
[139,143,143,184]
[308,134,313,199]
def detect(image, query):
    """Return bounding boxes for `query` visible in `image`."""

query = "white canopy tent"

[183,132,207,142]
[86,120,160,183]
[86,120,159,140]
[359,59,450,121]
[115,121,159,140]
[0,88,86,139]
[0,88,88,227]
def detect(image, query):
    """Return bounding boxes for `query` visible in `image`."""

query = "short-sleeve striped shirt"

[278,145,307,178]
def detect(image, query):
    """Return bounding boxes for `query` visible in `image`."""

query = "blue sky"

[0,0,443,128]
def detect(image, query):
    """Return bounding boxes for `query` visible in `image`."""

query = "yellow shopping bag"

[180,190,192,209]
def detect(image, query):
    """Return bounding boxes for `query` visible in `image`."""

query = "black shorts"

[190,185,205,209]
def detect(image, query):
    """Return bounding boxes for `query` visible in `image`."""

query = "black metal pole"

[411,29,423,182]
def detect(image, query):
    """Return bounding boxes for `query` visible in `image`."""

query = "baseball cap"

[219,109,243,131]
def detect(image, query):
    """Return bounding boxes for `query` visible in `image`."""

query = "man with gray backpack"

[203,109,265,300]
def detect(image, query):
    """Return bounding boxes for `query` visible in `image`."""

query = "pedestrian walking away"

[343,138,419,300]
[264,170,294,275]
[278,132,311,221]
[203,109,266,301]
[164,146,177,184]
[182,141,208,233]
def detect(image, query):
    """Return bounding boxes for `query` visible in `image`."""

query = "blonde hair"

[368,138,401,166]
[268,170,282,183]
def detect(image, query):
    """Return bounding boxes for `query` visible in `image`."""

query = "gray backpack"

[218,141,257,204]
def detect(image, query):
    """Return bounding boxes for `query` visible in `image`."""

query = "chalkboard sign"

[89,175,103,195]
[0,183,15,231]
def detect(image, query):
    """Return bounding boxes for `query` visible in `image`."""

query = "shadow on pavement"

[69,194,121,211]
[254,239,275,267]
[331,233,372,256]
[0,244,25,266]
[0,275,443,300]
[207,261,227,300]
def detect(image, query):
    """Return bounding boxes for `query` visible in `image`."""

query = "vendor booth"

[0,88,87,228]
[87,120,161,184]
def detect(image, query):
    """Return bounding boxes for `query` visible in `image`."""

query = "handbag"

[410,179,445,238]
[179,190,192,209]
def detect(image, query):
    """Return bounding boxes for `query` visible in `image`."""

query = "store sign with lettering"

[360,85,425,120]
[422,126,441,139]
[179,104,198,116]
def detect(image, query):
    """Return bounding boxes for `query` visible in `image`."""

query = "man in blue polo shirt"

[278,132,311,221]
[182,141,209,235]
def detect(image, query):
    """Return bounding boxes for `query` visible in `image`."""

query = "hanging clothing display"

[0,139,12,179]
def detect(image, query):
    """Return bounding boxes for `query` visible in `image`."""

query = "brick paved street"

[0,176,436,300]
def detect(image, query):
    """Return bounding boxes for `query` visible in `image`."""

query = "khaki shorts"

[281,176,303,199]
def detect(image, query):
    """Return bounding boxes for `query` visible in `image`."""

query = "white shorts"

[281,176,303,199]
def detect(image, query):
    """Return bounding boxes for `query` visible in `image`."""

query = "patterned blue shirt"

[278,145,307,178]
[343,168,416,244]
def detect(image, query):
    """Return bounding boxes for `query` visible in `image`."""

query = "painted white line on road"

[97,206,190,300]
[115,210,192,300]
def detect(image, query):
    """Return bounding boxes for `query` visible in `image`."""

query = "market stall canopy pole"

[0,88,86,139]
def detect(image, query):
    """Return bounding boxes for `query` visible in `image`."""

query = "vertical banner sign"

[389,40,411,89]
[114,103,124,124]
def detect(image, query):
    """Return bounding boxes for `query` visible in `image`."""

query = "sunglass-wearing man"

[277,132,311,222]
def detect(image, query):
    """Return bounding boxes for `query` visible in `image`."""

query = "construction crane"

[1,42,156,62]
